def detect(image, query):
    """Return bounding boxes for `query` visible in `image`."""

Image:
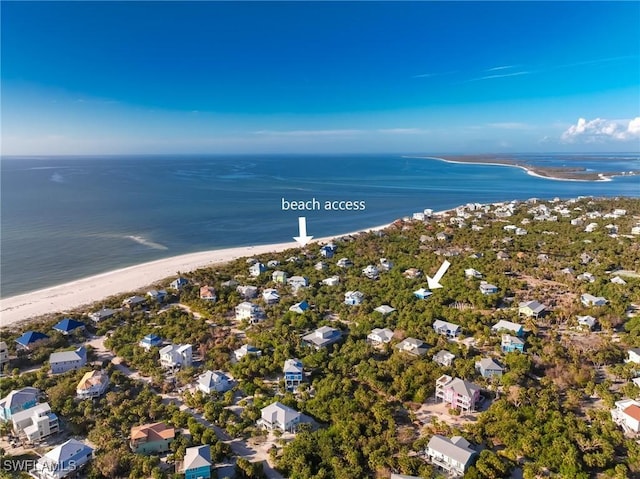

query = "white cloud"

[485,65,517,72]
[377,128,428,134]
[253,129,363,137]
[561,117,640,143]
[486,122,530,130]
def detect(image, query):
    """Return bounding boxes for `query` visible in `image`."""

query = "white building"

[611,399,640,433]
[233,344,262,361]
[49,347,87,374]
[30,439,93,479]
[76,370,110,399]
[12,403,59,443]
[367,328,394,346]
[235,302,265,323]
[159,344,192,369]
[258,402,301,433]
[426,435,476,476]
[197,370,233,394]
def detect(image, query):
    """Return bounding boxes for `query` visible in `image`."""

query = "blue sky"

[2,1,639,155]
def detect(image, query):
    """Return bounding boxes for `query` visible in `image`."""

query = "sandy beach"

[0,223,392,328]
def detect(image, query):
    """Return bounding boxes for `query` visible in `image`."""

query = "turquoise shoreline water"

[1,154,638,298]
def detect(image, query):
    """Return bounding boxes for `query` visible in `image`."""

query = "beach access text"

[281,197,366,211]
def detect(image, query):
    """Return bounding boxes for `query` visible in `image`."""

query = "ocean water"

[1,154,639,298]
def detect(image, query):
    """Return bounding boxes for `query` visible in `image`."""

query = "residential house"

[199,286,217,301]
[262,288,280,304]
[159,344,192,369]
[337,258,353,268]
[475,358,504,378]
[585,223,598,233]
[221,279,239,289]
[435,375,481,413]
[581,293,608,307]
[426,434,476,477]
[76,370,109,399]
[15,331,49,350]
[496,251,510,261]
[577,315,597,330]
[413,288,432,300]
[180,445,212,479]
[122,295,146,308]
[626,348,640,364]
[288,276,309,292]
[396,338,429,356]
[577,272,596,283]
[611,276,627,285]
[303,326,342,349]
[464,268,482,279]
[249,262,266,277]
[272,270,288,284]
[258,402,301,433]
[367,328,394,346]
[502,335,525,353]
[49,347,87,374]
[433,320,461,338]
[479,282,498,295]
[52,318,85,335]
[235,302,265,322]
[267,260,280,268]
[147,289,167,302]
[0,387,39,421]
[139,333,163,349]
[515,227,527,236]
[289,300,310,314]
[237,285,258,299]
[130,422,175,454]
[344,291,364,305]
[374,304,396,315]
[284,358,304,390]
[30,439,93,479]
[233,344,262,361]
[519,300,547,318]
[314,261,327,271]
[436,232,451,241]
[379,258,394,271]
[197,370,233,394]
[88,308,115,323]
[403,268,422,279]
[12,403,59,443]
[321,275,340,286]
[433,350,456,367]
[362,265,379,279]
[170,277,188,290]
[320,245,335,258]
[611,399,640,433]
[0,341,9,367]
[491,320,524,337]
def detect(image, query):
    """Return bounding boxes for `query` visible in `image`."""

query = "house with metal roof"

[15,331,49,350]
[0,387,39,421]
[180,445,212,479]
[258,402,301,433]
[30,438,93,479]
[52,318,85,335]
[50,347,87,374]
[426,434,476,476]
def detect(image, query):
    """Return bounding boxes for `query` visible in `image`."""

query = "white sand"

[0,224,392,328]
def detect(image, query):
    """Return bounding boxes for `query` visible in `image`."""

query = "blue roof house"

[15,331,49,350]
[139,334,163,350]
[53,318,86,335]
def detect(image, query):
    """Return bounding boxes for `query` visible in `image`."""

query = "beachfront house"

[15,331,49,350]
[249,262,266,277]
[234,344,262,361]
[414,288,432,300]
[433,350,456,367]
[130,422,175,454]
[262,288,280,304]
[611,399,640,433]
[303,326,342,349]
[76,370,110,399]
[122,295,146,308]
[146,289,167,302]
[49,347,87,374]
[88,308,116,323]
[0,341,8,367]
[199,286,217,301]
[426,434,477,477]
[491,320,524,337]
[12,403,59,443]
[179,445,212,479]
[52,318,85,335]
[320,244,335,258]
[479,282,498,295]
[396,338,429,357]
[169,277,188,290]
[519,300,547,318]
[475,358,504,378]
[237,285,258,299]
[367,328,394,347]
[30,439,94,479]
[502,335,525,353]
[139,333,163,349]
[0,387,39,421]
[581,293,608,307]
[435,375,481,413]
[159,344,192,369]
[344,291,364,305]
[284,358,304,391]
[272,270,288,284]
[197,370,233,394]
[289,300,310,314]
[433,320,461,338]
[258,402,301,433]
[235,302,265,322]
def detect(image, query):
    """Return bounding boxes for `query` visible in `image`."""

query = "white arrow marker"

[293,216,314,247]
[426,260,451,289]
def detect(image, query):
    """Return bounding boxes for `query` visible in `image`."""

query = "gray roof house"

[396,338,429,357]
[433,350,456,367]
[50,347,87,374]
[303,326,342,349]
[367,328,394,346]
[475,358,504,378]
[433,320,461,338]
[426,434,476,476]
[258,402,301,433]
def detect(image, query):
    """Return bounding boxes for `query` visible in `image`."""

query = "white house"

[581,293,608,307]
[464,268,482,279]
[344,291,364,305]
[288,276,309,292]
[611,276,627,285]
[611,399,640,433]
[396,338,428,356]
[303,326,342,349]
[237,285,259,299]
[12,403,59,443]
[433,350,456,367]
[88,308,116,323]
[262,288,280,304]
[235,302,265,323]
[362,265,379,279]
[147,289,167,302]
[233,344,262,361]
[76,370,109,399]
[479,282,498,295]
[249,262,266,277]
[426,435,476,477]
[258,402,301,433]
[433,320,461,338]
[30,439,93,479]
[49,347,87,374]
[577,315,597,330]
[159,344,192,369]
[374,305,396,315]
[321,275,340,286]
[337,258,353,268]
[626,348,640,364]
[491,320,524,337]
[197,370,233,394]
[283,358,304,391]
[199,286,217,301]
[367,328,394,346]
[0,341,8,367]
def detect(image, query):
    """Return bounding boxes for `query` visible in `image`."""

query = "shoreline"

[404,155,623,182]
[0,221,395,328]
